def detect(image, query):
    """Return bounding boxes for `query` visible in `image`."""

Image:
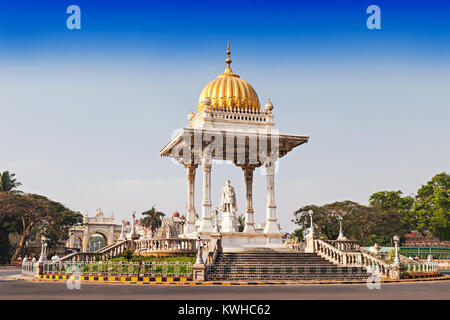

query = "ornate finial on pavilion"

[188,109,195,121]
[202,97,211,107]
[264,98,273,114]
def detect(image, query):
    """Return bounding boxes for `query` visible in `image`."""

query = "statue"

[220,180,237,214]
[220,180,238,232]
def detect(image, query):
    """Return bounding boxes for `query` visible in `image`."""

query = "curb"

[38,274,193,283]
[402,272,441,279]
[8,274,450,286]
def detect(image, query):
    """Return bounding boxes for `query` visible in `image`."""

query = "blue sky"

[1,0,449,232]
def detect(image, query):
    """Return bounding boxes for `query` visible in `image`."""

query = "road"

[1,269,449,300]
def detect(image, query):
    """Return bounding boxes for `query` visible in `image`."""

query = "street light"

[307,209,314,236]
[393,235,400,265]
[38,235,47,262]
[195,236,204,265]
[337,213,347,240]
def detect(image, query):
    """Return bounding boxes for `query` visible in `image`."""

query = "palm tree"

[236,214,245,232]
[0,171,22,192]
[141,206,165,238]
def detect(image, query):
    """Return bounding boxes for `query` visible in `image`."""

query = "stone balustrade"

[134,238,197,254]
[406,261,437,273]
[327,240,360,252]
[360,251,392,277]
[205,107,269,123]
[283,239,304,252]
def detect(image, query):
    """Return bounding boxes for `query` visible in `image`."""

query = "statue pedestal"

[264,232,285,248]
[192,263,206,281]
[304,230,317,253]
[390,263,405,280]
[220,231,285,250]
[221,211,237,233]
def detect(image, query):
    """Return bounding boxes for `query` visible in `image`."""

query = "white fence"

[22,261,35,276]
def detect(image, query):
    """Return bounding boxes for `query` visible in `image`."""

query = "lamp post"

[337,213,347,240]
[118,220,125,240]
[305,210,316,253]
[308,209,314,236]
[38,235,47,262]
[131,211,137,237]
[393,235,400,265]
[180,215,186,235]
[192,235,206,281]
[338,215,343,238]
[195,236,204,264]
[129,211,140,252]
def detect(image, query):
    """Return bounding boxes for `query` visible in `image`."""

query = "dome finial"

[217,42,239,78]
[225,41,232,70]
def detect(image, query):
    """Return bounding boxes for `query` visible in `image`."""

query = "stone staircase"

[207,249,370,280]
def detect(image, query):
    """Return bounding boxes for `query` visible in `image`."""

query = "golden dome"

[197,44,261,113]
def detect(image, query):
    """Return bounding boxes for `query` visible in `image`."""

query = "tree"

[369,190,414,240]
[0,171,23,263]
[0,171,22,193]
[236,214,245,232]
[141,206,165,237]
[293,201,370,242]
[410,172,450,240]
[121,249,133,262]
[292,200,403,246]
[369,190,413,214]
[42,199,84,247]
[290,228,303,241]
[0,192,83,262]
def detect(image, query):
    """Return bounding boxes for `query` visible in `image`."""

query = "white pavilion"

[160,45,309,249]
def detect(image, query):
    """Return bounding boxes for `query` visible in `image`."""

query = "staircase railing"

[326,240,360,252]
[206,238,221,266]
[95,242,119,253]
[59,240,131,262]
[315,239,392,277]
[360,251,392,277]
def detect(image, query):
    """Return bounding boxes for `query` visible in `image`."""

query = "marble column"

[82,225,89,252]
[68,232,74,248]
[184,163,198,235]
[243,166,256,233]
[263,156,280,234]
[199,155,214,233]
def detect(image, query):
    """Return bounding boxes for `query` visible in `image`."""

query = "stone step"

[208,274,370,280]
[208,251,370,280]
